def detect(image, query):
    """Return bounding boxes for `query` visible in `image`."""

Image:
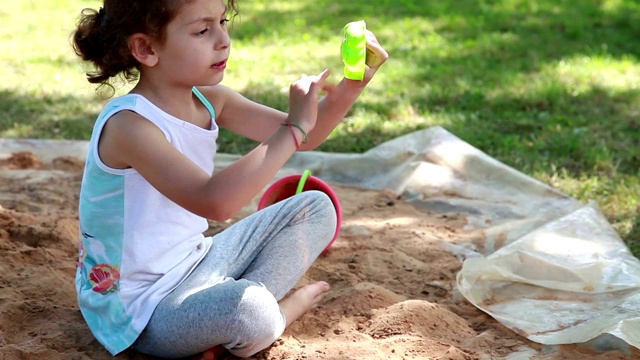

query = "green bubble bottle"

[341,20,367,81]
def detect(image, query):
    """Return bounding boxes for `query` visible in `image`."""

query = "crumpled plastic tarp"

[2,126,639,353]
[282,126,640,352]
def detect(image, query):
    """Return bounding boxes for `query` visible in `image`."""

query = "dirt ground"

[1,151,638,360]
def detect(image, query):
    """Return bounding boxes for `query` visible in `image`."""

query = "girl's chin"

[198,73,225,86]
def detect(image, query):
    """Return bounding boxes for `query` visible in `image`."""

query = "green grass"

[2,0,640,255]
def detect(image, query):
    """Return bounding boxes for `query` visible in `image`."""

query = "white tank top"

[76,88,218,355]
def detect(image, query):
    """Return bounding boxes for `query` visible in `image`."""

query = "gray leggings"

[132,191,336,358]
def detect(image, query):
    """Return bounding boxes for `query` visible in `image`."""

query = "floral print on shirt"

[89,264,120,295]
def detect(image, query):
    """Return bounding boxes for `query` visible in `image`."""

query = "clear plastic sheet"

[284,127,640,351]
[2,126,638,353]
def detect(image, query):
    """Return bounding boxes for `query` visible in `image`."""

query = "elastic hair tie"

[281,122,309,150]
[98,7,107,26]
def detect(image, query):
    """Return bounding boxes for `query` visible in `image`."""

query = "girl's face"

[155,0,231,87]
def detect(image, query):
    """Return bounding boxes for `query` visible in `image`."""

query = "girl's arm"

[100,71,329,222]
[209,30,388,150]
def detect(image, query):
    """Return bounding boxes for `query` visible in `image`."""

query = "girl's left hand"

[321,30,388,93]
[362,30,388,83]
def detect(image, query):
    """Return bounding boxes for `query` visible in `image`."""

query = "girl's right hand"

[286,69,331,132]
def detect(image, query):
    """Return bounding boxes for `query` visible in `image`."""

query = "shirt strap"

[192,87,216,120]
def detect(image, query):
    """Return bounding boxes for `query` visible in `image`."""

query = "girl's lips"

[212,60,227,70]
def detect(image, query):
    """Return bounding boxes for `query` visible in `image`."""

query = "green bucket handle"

[296,169,313,195]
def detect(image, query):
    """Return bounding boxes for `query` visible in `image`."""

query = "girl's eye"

[220,18,229,26]
[198,28,209,35]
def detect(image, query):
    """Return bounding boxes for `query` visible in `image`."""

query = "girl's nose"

[215,30,231,51]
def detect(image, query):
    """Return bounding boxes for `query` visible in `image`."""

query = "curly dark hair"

[72,0,238,92]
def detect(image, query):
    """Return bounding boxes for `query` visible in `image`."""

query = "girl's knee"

[304,189,331,206]
[303,191,337,221]
[225,283,285,357]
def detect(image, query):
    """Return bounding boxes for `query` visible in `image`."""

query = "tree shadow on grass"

[626,209,640,257]
[231,0,640,177]
[235,0,640,60]
[432,86,640,176]
[228,79,640,178]
[0,90,98,140]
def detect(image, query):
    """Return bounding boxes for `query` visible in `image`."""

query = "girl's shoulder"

[193,84,236,114]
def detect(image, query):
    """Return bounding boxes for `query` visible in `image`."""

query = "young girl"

[72,0,387,358]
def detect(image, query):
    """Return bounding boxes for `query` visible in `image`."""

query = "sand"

[1,151,638,360]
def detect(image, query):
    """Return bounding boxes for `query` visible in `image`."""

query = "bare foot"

[279,281,330,327]
[193,345,226,360]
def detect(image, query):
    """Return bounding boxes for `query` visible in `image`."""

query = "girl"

[72,0,388,358]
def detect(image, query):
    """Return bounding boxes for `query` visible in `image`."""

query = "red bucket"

[258,171,342,253]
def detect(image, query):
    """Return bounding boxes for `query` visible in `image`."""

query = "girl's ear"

[129,33,159,67]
